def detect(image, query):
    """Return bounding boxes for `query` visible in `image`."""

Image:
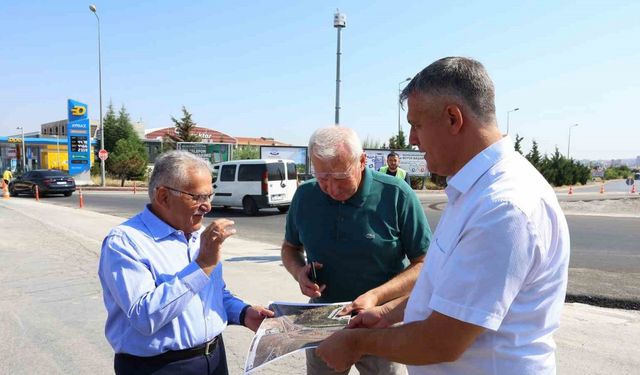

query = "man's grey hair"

[308,127,363,163]
[400,57,496,122]
[148,150,212,201]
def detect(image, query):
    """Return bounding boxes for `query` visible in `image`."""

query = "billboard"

[364,149,428,176]
[260,146,309,173]
[177,142,230,164]
[66,99,92,175]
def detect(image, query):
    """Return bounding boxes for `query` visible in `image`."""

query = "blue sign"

[67,99,91,175]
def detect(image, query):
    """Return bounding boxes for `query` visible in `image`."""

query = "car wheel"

[9,186,18,197]
[242,197,259,216]
[64,191,72,197]
[277,206,290,213]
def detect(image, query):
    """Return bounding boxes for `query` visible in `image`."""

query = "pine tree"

[514,134,524,155]
[172,106,202,143]
[526,140,542,170]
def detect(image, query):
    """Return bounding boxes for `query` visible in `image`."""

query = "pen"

[308,258,317,283]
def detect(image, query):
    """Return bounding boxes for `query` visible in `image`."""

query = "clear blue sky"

[1,0,639,160]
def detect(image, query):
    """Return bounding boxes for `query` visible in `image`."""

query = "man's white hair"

[308,127,363,162]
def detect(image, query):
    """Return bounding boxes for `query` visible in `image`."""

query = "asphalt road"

[25,190,639,274]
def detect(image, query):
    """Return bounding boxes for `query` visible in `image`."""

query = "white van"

[212,159,298,215]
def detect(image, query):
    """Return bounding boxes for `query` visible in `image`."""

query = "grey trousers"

[306,349,407,375]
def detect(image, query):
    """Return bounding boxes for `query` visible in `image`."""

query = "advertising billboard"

[66,99,92,176]
[177,142,230,164]
[364,149,428,176]
[260,146,309,173]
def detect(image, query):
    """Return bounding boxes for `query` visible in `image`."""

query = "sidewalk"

[1,197,639,374]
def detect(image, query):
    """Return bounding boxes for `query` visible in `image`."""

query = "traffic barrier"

[2,181,9,200]
[78,187,84,209]
[34,185,40,201]
[133,181,137,195]
[568,186,573,195]
[632,184,637,194]
[600,184,605,194]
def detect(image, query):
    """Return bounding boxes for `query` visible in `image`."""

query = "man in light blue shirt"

[99,150,273,375]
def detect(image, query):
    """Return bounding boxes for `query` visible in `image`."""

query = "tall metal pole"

[333,10,346,125]
[90,4,105,186]
[17,126,26,173]
[506,107,519,135]
[398,77,411,138]
[568,123,579,159]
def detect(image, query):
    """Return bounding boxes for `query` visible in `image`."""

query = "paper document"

[244,301,351,374]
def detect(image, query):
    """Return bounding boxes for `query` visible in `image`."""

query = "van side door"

[212,164,237,206]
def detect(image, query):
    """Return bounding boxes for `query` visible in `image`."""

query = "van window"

[212,165,219,182]
[238,164,266,181]
[267,163,286,181]
[220,165,237,181]
[287,162,298,180]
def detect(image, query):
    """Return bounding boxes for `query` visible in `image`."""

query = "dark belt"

[117,335,220,364]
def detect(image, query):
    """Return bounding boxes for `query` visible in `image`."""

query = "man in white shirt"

[316,56,570,375]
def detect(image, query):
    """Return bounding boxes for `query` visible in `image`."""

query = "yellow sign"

[7,137,21,143]
[71,105,87,116]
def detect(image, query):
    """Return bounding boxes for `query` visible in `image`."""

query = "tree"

[102,102,119,152]
[362,136,382,149]
[109,138,148,186]
[388,130,410,150]
[232,146,259,160]
[513,134,524,155]
[526,140,543,170]
[169,106,202,145]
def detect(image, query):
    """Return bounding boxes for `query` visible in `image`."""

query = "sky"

[1,0,639,161]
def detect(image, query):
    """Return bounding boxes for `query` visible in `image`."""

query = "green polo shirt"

[285,167,431,303]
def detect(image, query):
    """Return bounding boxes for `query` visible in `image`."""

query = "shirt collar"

[446,136,514,200]
[140,204,202,241]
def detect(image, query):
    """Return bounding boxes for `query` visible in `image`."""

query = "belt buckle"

[204,337,216,355]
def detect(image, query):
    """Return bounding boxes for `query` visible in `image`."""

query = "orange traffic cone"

[34,185,40,201]
[599,184,605,194]
[78,187,84,209]
[568,186,573,195]
[632,184,637,194]
[2,181,9,200]
[133,181,137,195]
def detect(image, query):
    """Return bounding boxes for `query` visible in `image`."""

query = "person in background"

[3,167,13,186]
[379,151,410,185]
[99,150,274,375]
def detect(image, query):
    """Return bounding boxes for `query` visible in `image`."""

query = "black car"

[9,169,76,197]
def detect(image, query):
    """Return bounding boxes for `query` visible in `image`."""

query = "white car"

[212,159,298,215]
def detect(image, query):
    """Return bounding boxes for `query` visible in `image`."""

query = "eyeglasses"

[312,165,355,180]
[163,186,213,204]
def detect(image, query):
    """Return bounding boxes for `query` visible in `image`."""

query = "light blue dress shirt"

[98,205,248,356]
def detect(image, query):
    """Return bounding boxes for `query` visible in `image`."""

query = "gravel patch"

[560,198,640,218]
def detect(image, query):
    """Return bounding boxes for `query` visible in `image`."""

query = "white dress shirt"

[404,137,570,375]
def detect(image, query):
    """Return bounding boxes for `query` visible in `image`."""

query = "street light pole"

[568,123,579,159]
[333,10,346,125]
[398,77,411,139]
[506,107,519,135]
[17,126,26,173]
[90,4,106,186]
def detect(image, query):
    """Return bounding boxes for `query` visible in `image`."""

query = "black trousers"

[114,336,228,375]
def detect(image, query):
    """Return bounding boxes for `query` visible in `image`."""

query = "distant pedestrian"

[378,151,411,185]
[99,150,274,375]
[3,168,12,186]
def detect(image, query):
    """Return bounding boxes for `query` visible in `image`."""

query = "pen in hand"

[308,258,318,283]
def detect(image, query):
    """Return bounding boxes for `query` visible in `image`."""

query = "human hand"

[197,219,236,270]
[243,305,275,332]
[338,292,378,316]
[347,306,392,329]
[316,329,363,372]
[296,262,325,298]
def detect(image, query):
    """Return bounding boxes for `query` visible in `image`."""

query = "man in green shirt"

[281,126,432,375]
[379,151,411,185]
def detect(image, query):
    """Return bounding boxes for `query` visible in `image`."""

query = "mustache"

[193,206,211,216]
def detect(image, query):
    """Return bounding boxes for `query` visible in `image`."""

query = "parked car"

[9,169,76,197]
[211,159,298,215]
